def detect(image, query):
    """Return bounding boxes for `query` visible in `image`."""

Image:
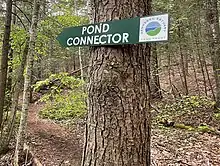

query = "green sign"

[57,14,169,47]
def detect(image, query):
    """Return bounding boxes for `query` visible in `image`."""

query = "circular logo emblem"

[145,21,161,36]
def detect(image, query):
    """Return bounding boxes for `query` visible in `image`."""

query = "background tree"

[14,0,40,164]
[0,0,219,165]
[0,0,12,129]
[150,43,162,99]
[205,0,220,108]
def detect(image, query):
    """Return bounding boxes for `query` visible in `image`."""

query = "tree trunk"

[81,0,152,166]
[197,6,215,98]
[73,54,76,71]
[206,0,220,107]
[6,0,17,111]
[150,43,162,99]
[14,0,40,165]
[79,47,84,80]
[177,22,188,95]
[0,0,12,129]
[0,37,29,154]
[74,1,84,80]
[196,37,208,96]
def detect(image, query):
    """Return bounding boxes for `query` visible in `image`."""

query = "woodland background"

[0,0,220,165]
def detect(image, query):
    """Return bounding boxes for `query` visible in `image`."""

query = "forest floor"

[24,102,220,166]
[26,103,83,166]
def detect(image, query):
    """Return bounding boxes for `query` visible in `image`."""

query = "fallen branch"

[69,65,89,76]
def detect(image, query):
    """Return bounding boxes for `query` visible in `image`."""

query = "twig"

[69,65,89,76]
[150,104,160,113]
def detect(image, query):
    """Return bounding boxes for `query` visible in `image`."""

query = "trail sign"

[57,14,169,47]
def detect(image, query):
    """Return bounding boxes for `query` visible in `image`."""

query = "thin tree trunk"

[0,38,29,154]
[6,0,17,110]
[185,51,189,75]
[0,0,13,129]
[188,25,201,96]
[178,24,188,95]
[74,0,84,80]
[73,54,76,71]
[150,43,162,99]
[14,0,40,165]
[49,39,55,75]
[167,45,177,97]
[36,55,42,80]
[167,47,173,92]
[172,50,184,95]
[82,0,152,165]
[196,38,208,96]
[191,52,201,96]
[79,47,84,80]
[12,0,17,24]
[201,46,215,99]
[196,5,215,99]
[6,48,13,91]
[206,0,220,107]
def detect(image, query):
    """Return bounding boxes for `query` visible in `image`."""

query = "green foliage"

[34,72,83,94]
[154,96,220,135]
[197,125,215,133]
[11,26,28,69]
[153,96,216,127]
[51,0,86,16]
[174,123,194,131]
[158,96,215,114]
[40,91,86,121]
[11,26,27,50]
[34,73,87,122]
[214,113,220,120]
[169,123,216,134]
[15,112,21,127]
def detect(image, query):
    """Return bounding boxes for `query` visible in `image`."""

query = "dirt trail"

[27,103,83,166]
[26,103,220,166]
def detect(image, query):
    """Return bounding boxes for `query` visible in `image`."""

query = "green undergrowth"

[2,111,21,128]
[214,112,220,120]
[34,73,87,122]
[175,123,217,133]
[158,120,219,135]
[153,95,219,132]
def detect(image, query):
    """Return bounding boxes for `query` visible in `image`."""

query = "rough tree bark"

[82,0,152,166]
[206,0,220,108]
[14,0,40,165]
[0,0,13,129]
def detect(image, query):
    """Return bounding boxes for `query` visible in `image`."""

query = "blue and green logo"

[145,21,161,36]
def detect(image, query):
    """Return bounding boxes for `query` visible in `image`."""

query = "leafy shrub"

[174,123,193,130]
[163,96,215,112]
[154,95,216,127]
[155,96,215,116]
[34,73,87,122]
